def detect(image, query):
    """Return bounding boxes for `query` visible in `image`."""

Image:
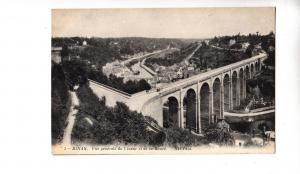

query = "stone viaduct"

[90,53,266,134]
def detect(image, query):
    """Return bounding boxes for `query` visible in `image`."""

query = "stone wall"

[89,80,131,107]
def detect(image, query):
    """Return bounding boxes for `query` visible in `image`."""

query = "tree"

[245,44,254,58]
[138,79,151,91]
[230,43,242,49]
[51,62,70,144]
[120,41,134,55]
[61,45,69,60]
[62,60,88,90]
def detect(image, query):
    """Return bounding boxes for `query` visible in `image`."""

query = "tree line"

[210,32,275,66]
[52,37,189,64]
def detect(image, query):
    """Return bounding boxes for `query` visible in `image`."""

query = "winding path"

[62,91,79,145]
[184,43,202,65]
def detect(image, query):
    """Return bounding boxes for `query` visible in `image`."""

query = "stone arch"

[181,85,198,98]
[232,69,239,78]
[223,74,230,112]
[232,71,238,108]
[200,82,210,130]
[212,75,221,85]
[162,96,179,128]
[239,68,244,101]
[222,72,231,79]
[212,77,221,122]
[183,88,197,131]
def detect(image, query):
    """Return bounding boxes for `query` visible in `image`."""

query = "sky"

[52,8,275,38]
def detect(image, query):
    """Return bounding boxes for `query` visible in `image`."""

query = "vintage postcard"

[51,8,275,154]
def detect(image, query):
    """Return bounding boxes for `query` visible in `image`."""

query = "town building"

[51,47,62,63]
[241,42,250,50]
[229,39,236,46]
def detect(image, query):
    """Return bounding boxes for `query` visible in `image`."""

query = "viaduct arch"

[200,82,210,130]
[183,89,197,131]
[162,96,179,128]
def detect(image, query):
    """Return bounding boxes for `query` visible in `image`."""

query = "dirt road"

[62,91,79,145]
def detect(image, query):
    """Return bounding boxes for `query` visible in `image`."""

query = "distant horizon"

[51,36,211,39]
[51,31,274,40]
[52,8,275,38]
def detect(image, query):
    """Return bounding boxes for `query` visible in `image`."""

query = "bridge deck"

[224,107,275,123]
[224,109,275,117]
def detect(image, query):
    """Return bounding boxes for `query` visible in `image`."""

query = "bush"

[108,102,150,144]
[148,131,166,146]
[203,124,234,145]
[72,116,116,145]
[62,60,88,89]
[165,127,207,148]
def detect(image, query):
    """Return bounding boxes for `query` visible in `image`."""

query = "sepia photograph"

[51,8,275,154]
